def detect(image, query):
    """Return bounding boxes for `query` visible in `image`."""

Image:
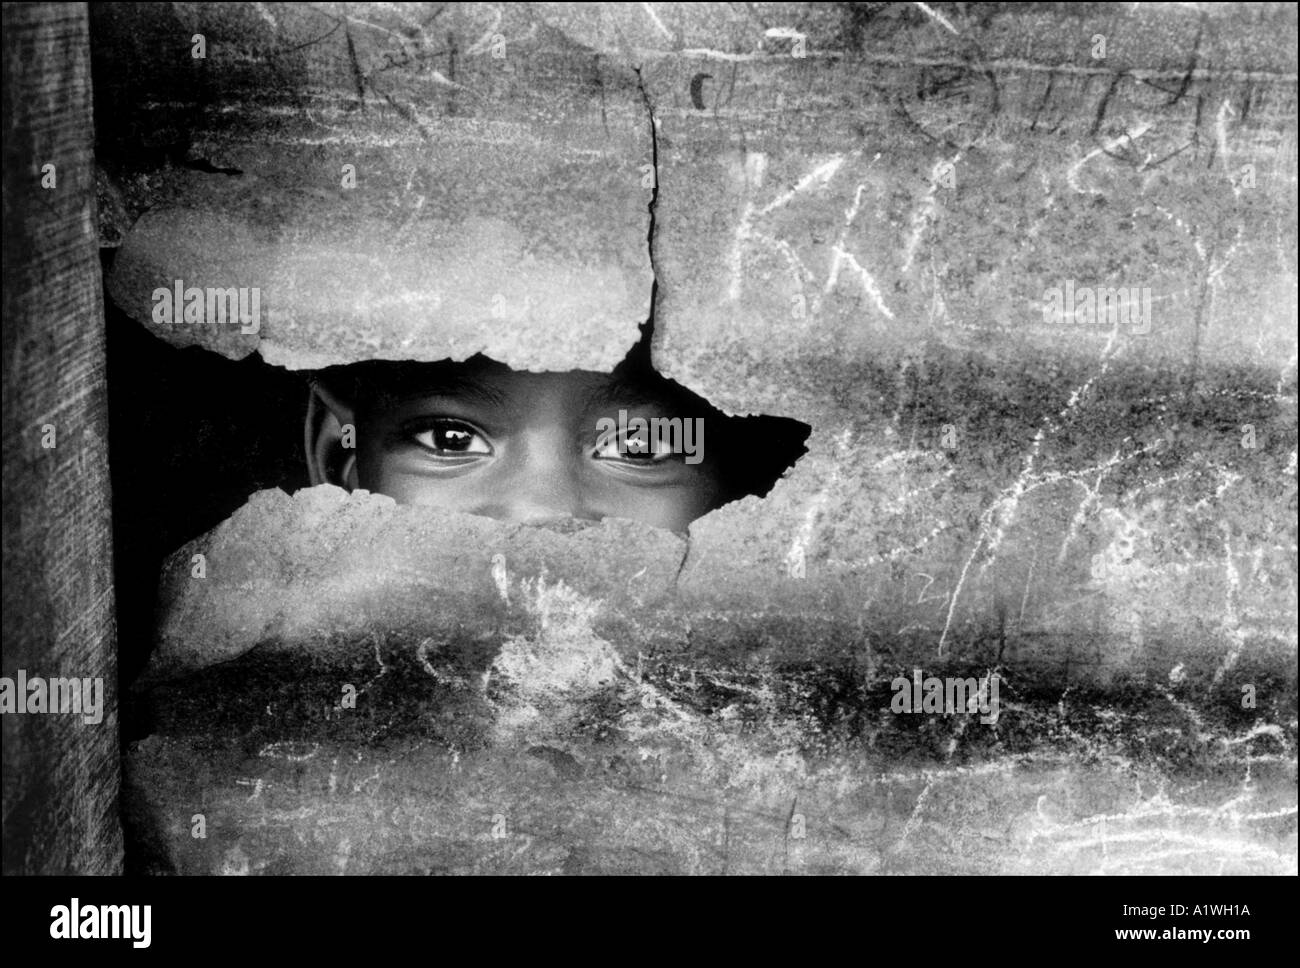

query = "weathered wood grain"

[2,1,123,875]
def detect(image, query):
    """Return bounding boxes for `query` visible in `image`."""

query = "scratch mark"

[825,247,896,319]
[463,7,504,55]
[785,430,853,577]
[640,3,674,41]
[902,152,961,272]
[1068,122,1153,195]
[913,2,960,35]
[758,155,847,217]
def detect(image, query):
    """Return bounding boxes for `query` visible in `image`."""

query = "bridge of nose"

[482,419,603,523]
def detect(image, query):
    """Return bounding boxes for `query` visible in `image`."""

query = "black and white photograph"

[2,0,1294,947]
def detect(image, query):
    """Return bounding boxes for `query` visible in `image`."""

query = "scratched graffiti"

[127,620,1296,874]
[92,2,1297,875]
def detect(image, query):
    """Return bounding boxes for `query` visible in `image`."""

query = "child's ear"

[305,379,359,490]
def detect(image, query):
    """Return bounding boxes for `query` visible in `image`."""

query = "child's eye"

[410,419,492,457]
[593,428,676,464]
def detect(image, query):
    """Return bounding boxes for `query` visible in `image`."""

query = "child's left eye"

[592,428,676,463]
[410,419,492,457]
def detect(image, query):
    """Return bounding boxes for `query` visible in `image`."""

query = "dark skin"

[307,357,727,532]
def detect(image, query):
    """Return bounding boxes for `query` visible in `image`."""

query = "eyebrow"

[585,372,693,413]
[386,373,509,409]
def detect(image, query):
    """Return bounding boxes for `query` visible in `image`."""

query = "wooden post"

[2,2,123,875]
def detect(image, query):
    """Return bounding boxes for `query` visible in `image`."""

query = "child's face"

[350,359,725,532]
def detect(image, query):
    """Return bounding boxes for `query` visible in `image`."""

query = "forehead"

[362,358,701,413]
[458,366,614,405]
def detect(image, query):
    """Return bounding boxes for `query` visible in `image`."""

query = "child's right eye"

[409,418,492,457]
